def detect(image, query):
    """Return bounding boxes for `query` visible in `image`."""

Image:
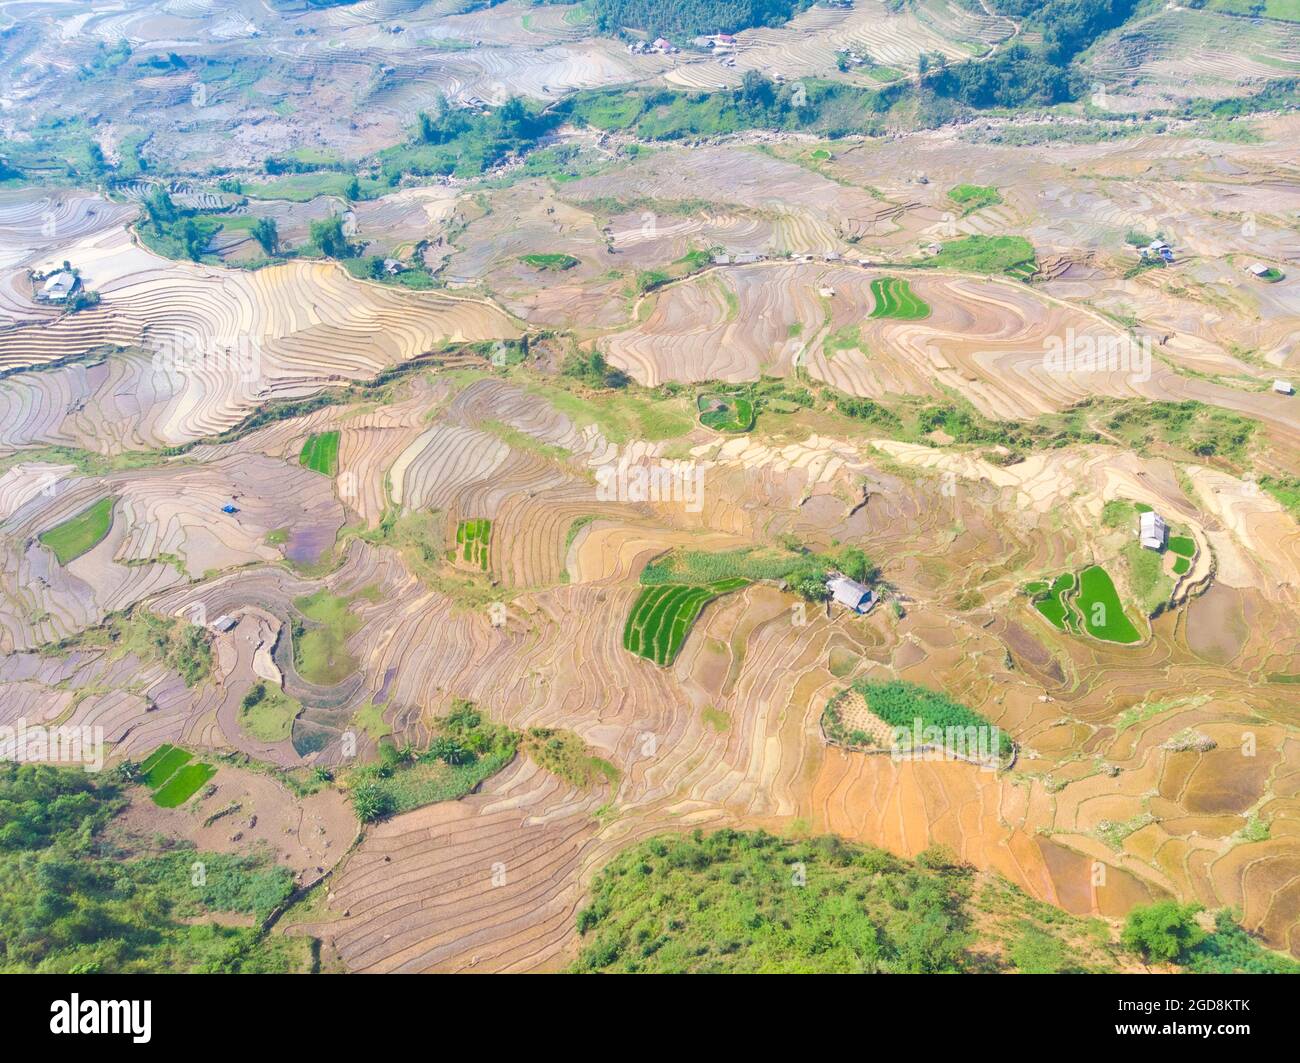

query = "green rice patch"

[1030,572,1078,632]
[1076,565,1141,644]
[1168,536,1196,558]
[623,578,749,667]
[1172,556,1190,576]
[152,762,217,807]
[141,744,190,787]
[520,253,579,271]
[455,518,492,570]
[138,742,217,807]
[38,496,115,565]
[868,276,930,320]
[299,431,340,476]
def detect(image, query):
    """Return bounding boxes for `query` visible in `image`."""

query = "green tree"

[309,216,350,259]
[251,217,278,256]
[145,187,179,228]
[1121,900,1206,964]
[561,349,628,389]
[181,218,208,261]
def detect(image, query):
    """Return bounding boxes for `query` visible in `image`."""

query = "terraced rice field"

[139,743,217,807]
[300,431,341,477]
[6,8,1300,978]
[456,518,492,570]
[38,497,114,565]
[1075,565,1142,645]
[1024,566,1138,641]
[868,276,930,320]
[623,578,749,667]
[1028,573,1080,633]
[1029,567,1141,645]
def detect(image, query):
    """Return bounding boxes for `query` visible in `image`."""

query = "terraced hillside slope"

[1,0,1298,981]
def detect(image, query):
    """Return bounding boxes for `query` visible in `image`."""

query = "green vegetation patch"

[573,829,975,973]
[347,701,518,821]
[152,762,217,808]
[919,235,1037,278]
[520,252,580,271]
[1101,498,1136,528]
[291,588,364,685]
[238,682,301,743]
[591,0,813,38]
[39,497,115,565]
[573,827,1139,973]
[524,376,694,444]
[1122,900,1300,973]
[41,611,213,687]
[376,97,558,183]
[138,743,216,807]
[1259,475,1300,517]
[1168,535,1196,558]
[0,762,304,972]
[947,184,1002,214]
[1076,565,1142,644]
[455,518,492,570]
[522,727,620,789]
[243,171,360,202]
[623,579,749,667]
[641,544,877,605]
[1122,542,1173,617]
[1103,400,1256,464]
[697,392,756,433]
[823,323,864,359]
[701,706,730,732]
[1028,572,1080,632]
[1198,0,1300,22]
[850,679,1010,759]
[298,430,340,476]
[137,209,222,263]
[1030,563,1145,642]
[141,744,191,789]
[868,276,930,320]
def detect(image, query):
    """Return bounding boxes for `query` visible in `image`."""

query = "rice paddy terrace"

[1,0,1299,977]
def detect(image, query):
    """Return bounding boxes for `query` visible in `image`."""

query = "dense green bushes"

[573,829,973,973]
[0,762,299,972]
[346,700,519,821]
[377,96,559,182]
[592,0,812,37]
[561,74,891,140]
[850,679,1011,758]
[640,544,878,602]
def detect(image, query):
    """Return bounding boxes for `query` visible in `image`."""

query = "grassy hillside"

[573,829,1119,973]
[0,763,304,973]
[573,828,1299,974]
